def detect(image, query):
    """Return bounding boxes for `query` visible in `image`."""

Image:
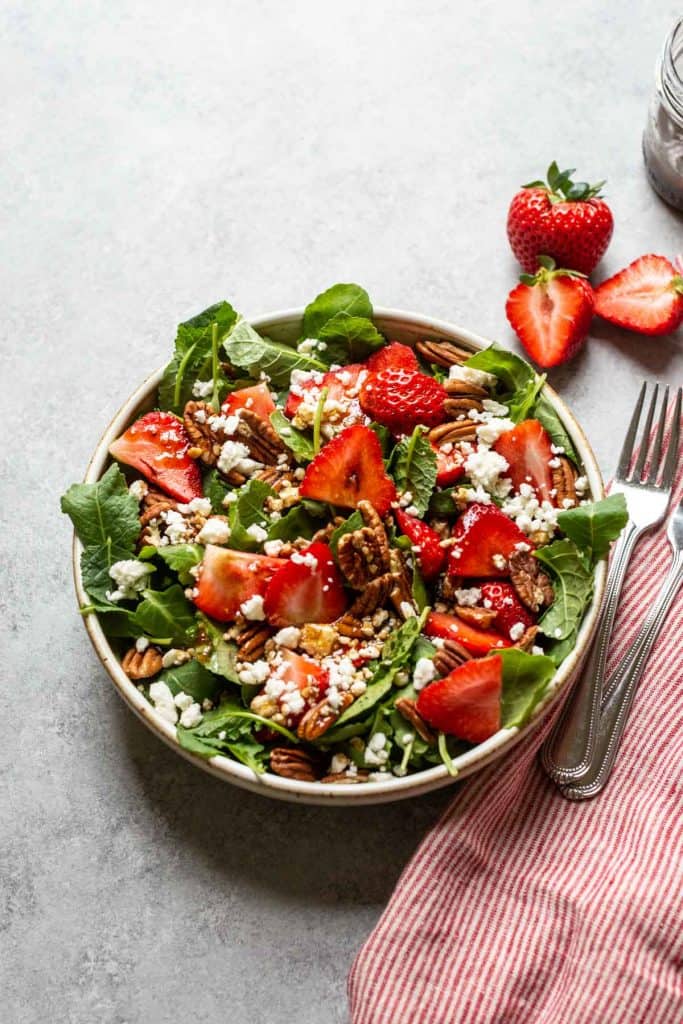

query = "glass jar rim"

[658,17,683,125]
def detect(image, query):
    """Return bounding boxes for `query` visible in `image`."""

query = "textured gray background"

[3,2,682,1022]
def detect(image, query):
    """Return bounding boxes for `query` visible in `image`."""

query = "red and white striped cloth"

[349,459,683,1024]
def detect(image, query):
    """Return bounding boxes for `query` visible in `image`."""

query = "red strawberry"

[505,257,594,369]
[284,364,365,419]
[300,424,397,516]
[431,441,466,487]
[193,546,286,623]
[507,161,613,275]
[424,611,509,656]
[277,649,329,700]
[416,654,503,743]
[109,411,202,503]
[594,254,683,336]
[359,368,447,436]
[222,383,275,420]
[448,503,530,578]
[493,419,554,502]
[395,508,445,580]
[263,542,348,627]
[366,342,419,373]
[480,582,535,641]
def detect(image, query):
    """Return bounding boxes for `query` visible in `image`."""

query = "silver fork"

[542,383,681,783]
[561,495,683,799]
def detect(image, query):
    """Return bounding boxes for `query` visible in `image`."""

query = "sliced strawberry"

[480,582,535,640]
[300,424,397,515]
[109,411,202,503]
[359,368,447,436]
[193,546,286,623]
[263,542,348,627]
[277,649,328,700]
[366,342,419,373]
[505,258,594,368]
[424,611,509,656]
[431,441,466,487]
[448,503,530,578]
[394,508,445,580]
[416,654,503,744]
[222,383,276,420]
[594,254,683,336]
[493,419,554,502]
[283,364,366,419]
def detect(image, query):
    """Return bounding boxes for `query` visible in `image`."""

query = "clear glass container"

[643,17,683,210]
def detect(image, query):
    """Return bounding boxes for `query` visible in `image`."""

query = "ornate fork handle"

[562,551,683,799]
[543,520,641,781]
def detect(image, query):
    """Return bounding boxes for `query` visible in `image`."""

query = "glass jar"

[643,17,683,210]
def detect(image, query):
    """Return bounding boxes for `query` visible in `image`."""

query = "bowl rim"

[72,305,607,806]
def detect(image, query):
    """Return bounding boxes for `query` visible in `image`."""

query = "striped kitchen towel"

[348,457,683,1024]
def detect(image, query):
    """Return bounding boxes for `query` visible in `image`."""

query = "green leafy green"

[329,510,363,557]
[390,428,437,517]
[465,345,532,393]
[195,613,240,682]
[535,540,594,643]
[270,409,315,460]
[61,464,141,603]
[411,566,429,612]
[157,544,203,584]
[159,659,221,703]
[557,493,627,566]
[368,422,392,458]
[499,649,556,728]
[301,283,372,339]
[132,585,195,645]
[227,479,275,551]
[158,302,238,414]
[203,469,231,512]
[534,393,579,463]
[266,503,326,544]
[225,319,326,388]
[428,487,459,517]
[317,314,384,364]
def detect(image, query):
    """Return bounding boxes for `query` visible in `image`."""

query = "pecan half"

[121,646,163,679]
[270,747,321,782]
[513,625,539,652]
[455,605,498,629]
[433,638,471,676]
[297,692,354,741]
[428,420,478,445]
[337,502,392,588]
[388,549,415,616]
[321,770,370,784]
[509,550,554,613]
[443,378,489,399]
[336,616,374,639]
[415,338,471,367]
[346,573,396,618]
[552,456,578,507]
[255,465,293,488]
[395,697,436,743]
[236,622,271,662]
[443,397,484,418]
[235,408,287,465]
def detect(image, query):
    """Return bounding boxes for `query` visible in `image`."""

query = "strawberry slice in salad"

[109,411,203,503]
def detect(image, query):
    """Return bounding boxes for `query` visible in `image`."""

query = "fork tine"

[617,381,647,480]
[659,387,682,491]
[646,386,669,484]
[632,383,659,481]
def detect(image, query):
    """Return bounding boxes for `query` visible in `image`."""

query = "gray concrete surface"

[2,2,682,1022]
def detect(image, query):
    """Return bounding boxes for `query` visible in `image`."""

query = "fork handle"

[560,551,683,800]
[542,520,641,782]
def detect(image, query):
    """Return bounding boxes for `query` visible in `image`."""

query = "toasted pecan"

[269,747,321,782]
[552,456,578,507]
[121,646,163,680]
[415,339,471,367]
[235,408,287,465]
[297,692,354,741]
[509,550,554,613]
[428,420,478,445]
[236,622,271,662]
[321,770,370,784]
[432,638,471,676]
[455,605,498,629]
[513,625,539,652]
[395,697,436,744]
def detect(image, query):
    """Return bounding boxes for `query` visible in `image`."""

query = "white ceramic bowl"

[73,307,606,805]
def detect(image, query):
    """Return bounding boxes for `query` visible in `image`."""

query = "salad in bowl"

[62,284,625,800]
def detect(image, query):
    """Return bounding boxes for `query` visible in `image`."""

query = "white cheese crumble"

[129,479,148,502]
[400,601,417,619]
[365,732,389,767]
[448,364,498,388]
[502,483,559,537]
[135,636,149,653]
[476,417,516,447]
[413,657,436,691]
[492,553,507,571]
[290,550,318,569]
[196,517,231,545]
[240,594,266,620]
[263,538,286,556]
[273,626,301,649]
[174,691,194,711]
[245,523,268,543]
[149,681,178,724]
[464,447,512,499]
[509,622,526,641]
[161,648,190,669]
[238,660,270,685]
[192,378,214,399]
[330,753,350,774]
[177,497,212,516]
[217,440,251,475]
[179,703,203,728]
[482,398,510,417]
[106,559,153,603]
[453,586,482,607]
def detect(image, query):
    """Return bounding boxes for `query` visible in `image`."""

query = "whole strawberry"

[359,368,447,436]
[507,162,613,275]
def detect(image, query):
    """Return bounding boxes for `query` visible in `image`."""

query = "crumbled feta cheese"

[274,626,301,649]
[482,398,510,417]
[149,681,178,724]
[161,648,190,669]
[135,636,149,653]
[453,586,482,607]
[208,413,240,435]
[290,550,318,569]
[240,594,266,620]
[550,444,565,454]
[492,553,507,571]
[509,622,526,641]
[179,703,203,728]
[365,732,389,766]
[554,627,563,639]
[350,679,367,696]
[464,446,512,499]
[263,538,286,556]
[238,659,270,685]
[161,509,192,545]
[575,476,588,494]
[245,523,268,543]
[404,505,420,517]
[502,483,559,538]
[173,691,194,711]
[196,517,231,545]
[330,753,350,774]
[222,491,238,506]
[532,645,545,657]
[217,440,251,475]
[400,601,417,619]
[548,457,562,469]
[106,559,153,603]
[413,657,436,691]
[448,364,497,389]
[192,378,214,399]
[476,417,516,446]
[129,479,148,502]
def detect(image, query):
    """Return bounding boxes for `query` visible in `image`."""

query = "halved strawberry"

[193,546,286,623]
[594,254,683,336]
[277,649,328,700]
[480,582,535,640]
[416,654,503,744]
[424,611,509,656]
[395,508,445,580]
[300,424,397,515]
[283,364,365,419]
[263,542,348,627]
[222,383,275,420]
[431,441,466,487]
[109,411,202,503]
[366,342,419,373]
[448,503,530,578]
[505,257,594,368]
[493,419,554,502]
